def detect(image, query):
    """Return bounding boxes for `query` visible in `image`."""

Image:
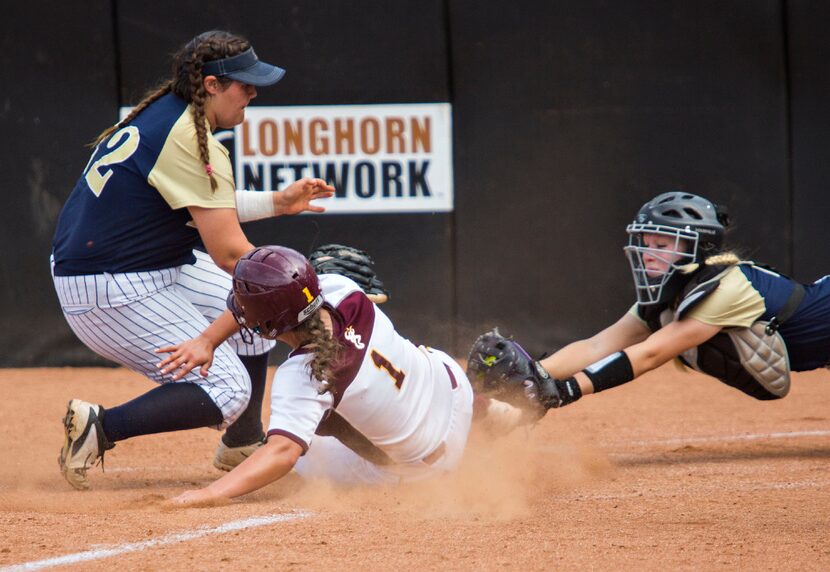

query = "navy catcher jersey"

[52,93,236,276]
[632,263,830,371]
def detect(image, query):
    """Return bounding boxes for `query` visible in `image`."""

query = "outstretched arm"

[540,313,650,382]
[561,316,722,398]
[171,435,303,505]
[467,316,722,417]
[627,317,722,375]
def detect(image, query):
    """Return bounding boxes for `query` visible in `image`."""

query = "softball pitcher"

[159,245,475,503]
[52,30,332,490]
[468,192,830,419]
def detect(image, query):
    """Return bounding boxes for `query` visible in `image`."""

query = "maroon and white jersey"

[267,274,462,465]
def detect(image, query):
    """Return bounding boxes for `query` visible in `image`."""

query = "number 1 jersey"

[267,274,462,465]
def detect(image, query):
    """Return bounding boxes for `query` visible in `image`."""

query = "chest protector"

[640,264,803,401]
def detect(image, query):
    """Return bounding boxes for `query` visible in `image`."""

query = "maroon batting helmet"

[227,246,323,339]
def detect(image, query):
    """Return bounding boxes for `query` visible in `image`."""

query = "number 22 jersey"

[52,93,236,276]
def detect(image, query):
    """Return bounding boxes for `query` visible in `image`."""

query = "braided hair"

[294,311,342,394]
[93,30,251,190]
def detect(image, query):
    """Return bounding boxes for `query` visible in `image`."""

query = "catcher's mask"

[227,246,323,340]
[624,191,729,306]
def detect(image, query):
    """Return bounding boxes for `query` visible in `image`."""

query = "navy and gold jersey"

[52,93,236,276]
[631,263,830,371]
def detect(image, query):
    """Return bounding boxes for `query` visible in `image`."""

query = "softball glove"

[309,244,389,304]
[467,328,562,416]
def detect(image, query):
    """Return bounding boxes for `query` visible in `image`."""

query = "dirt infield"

[1,364,829,571]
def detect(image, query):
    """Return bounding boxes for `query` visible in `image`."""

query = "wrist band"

[582,351,634,393]
[235,190,276,222]
[554,377,582,407]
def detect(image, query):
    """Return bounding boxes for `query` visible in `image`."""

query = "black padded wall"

[451,0,790,354]
[787,0,830,283]
[1,2,117,365]
[6,1,829,365]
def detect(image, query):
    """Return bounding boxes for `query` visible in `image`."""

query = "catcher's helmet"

[624,192,729,305]
[227,246,323,339]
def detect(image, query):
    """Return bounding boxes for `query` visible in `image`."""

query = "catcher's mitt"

[309,244,389,304]
[466,328,562,417]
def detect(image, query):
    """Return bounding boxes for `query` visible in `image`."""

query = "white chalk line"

[607,429,830,448]
[0,510,312,572]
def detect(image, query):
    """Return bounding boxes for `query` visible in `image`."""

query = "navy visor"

[202,48,285,86]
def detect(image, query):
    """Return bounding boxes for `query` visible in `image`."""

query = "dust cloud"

[284,427,612,521]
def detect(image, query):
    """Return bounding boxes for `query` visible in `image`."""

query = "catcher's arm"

[539,312,650,380]
[309,244,390,304]
[541,313,718,397]
[469,318,722,414]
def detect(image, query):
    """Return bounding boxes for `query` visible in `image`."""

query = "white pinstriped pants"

[51,252,275,426]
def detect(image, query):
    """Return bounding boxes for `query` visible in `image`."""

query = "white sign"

[236,103,454,213]
[120,103,454,214]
